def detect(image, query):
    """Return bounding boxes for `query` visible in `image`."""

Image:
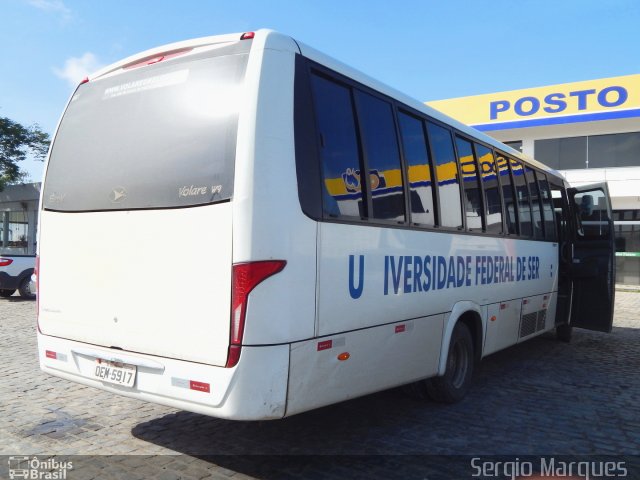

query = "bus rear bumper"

[37,333,290,420]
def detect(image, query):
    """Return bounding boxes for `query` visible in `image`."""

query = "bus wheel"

[0,289,16,297]
[556,324,572,343]
[426,322,474,403]
[18,278,36,299]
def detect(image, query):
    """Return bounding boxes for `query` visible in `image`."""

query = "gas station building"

[428,74,640,285]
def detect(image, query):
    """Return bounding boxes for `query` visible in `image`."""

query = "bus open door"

[568,183,616,333]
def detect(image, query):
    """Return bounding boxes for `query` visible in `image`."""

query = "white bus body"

[37,30,615,420]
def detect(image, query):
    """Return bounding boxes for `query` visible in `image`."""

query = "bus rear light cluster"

[225,260,286,368]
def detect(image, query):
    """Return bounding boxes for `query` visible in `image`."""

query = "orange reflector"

[337,352,350,361]
[490,316,497,322]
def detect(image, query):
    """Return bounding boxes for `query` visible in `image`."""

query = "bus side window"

[310,73,364,219]
[475,144,503,234]
[537,173,558,241]
[397,111,436,226]
[354,91,406,222]
[525,167,545,240]
[426,122,463,229]
[496,154,518,235]
[511,158,533,237]
[455,136,484,231]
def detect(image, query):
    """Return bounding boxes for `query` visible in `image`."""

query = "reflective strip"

[45,350,67,362]
[189,381,210,393]
[317,337,346,351]
[172,377,210,393]
[171,377,190,389]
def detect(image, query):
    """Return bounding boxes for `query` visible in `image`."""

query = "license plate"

[93,359,136,387]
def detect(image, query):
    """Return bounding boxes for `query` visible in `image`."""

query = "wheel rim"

[449,340,469,389]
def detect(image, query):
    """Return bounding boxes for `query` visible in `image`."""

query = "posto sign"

[490,86,629,120]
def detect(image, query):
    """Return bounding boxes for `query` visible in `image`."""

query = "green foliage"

[0,116,51,190]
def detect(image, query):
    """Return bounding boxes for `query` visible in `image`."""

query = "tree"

[0,115,51,190]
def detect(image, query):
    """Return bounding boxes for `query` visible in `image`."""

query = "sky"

[1,0,639,182]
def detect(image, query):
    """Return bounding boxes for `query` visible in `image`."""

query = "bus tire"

[426,322,474,403]
[18,278,36,299]
[0,289,16,297]
[556,324,572,343]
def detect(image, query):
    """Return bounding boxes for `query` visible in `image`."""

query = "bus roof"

[86,29,563,180]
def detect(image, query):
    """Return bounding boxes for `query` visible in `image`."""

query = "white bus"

[37,30,615,420]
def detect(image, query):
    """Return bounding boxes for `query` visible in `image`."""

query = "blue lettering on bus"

[424,255,432,291]
[348,255,365,299]
[413,255,423,292]
[355,254,542,297]
[404,256,413,294]
[388,255,540,296]
[436,256,447,290]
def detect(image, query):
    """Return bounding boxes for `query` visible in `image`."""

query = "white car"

[0,255,36,299]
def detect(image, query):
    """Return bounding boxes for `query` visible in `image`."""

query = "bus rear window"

[43,49,248,211]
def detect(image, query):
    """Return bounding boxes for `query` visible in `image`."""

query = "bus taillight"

[226,260,286,368]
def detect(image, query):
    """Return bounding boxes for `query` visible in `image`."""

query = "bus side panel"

[483,301,522,356]
[317,222,560,337]
[233,44,317,345]
[285,314,444,417]
[484,290,559,356]
[517,292,558,344]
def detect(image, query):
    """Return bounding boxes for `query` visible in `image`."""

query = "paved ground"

[0,292,639,479]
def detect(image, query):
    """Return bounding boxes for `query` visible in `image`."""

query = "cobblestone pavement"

[1,292,639,478]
